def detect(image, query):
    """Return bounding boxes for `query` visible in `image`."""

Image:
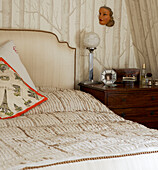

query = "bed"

[0,29,158,170]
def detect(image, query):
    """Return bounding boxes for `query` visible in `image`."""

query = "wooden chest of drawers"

[79,83,158,129]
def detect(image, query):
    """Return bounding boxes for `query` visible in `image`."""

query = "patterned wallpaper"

[0,0,137,83]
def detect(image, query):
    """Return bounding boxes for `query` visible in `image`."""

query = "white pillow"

[0,41,36,90]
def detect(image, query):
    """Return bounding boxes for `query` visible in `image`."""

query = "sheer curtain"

[125,0,158,79]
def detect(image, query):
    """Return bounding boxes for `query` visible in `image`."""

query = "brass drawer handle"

[150,111,155,115]
[121,112,126,118]
[122,98,126,102]
[151,96,155,100]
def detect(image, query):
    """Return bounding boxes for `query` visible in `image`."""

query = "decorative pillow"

[0,58,47,119]
[0,41,36,90]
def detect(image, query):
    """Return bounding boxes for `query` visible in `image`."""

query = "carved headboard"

[0,29,76,89]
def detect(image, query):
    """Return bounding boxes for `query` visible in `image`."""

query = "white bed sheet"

[1,89,158,170]
[13,152,158,170]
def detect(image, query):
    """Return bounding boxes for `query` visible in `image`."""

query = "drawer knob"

[151,96,155,100]
[150,111,155,115]
[121,112,126,118]
[122,98,126,102]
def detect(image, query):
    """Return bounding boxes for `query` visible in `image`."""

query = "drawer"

[112,107,158,129]
[80,86,107,105]
[143,122,158,129]
[108,92,158,108]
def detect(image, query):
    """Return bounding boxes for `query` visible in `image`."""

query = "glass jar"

[146,73,153,86]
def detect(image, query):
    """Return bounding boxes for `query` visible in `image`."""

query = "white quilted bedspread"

[0,89,158,170]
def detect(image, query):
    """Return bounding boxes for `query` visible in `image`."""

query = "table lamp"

[83,32,100,84]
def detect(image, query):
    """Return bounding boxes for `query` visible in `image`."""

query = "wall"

[0,0,137,84]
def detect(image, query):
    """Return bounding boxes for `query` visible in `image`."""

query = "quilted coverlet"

[0,89,158,170]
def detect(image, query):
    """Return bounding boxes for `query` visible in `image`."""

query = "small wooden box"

[113,68,140,84]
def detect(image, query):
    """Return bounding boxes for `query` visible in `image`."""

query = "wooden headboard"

[0,29,76,89]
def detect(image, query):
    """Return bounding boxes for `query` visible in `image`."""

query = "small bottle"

[155,79,158,86]
[141,63,146,85]
[146,73,152,86]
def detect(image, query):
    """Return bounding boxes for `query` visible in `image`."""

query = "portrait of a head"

[99,6,115,27]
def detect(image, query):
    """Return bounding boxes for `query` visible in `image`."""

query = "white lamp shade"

[83,32,100,48]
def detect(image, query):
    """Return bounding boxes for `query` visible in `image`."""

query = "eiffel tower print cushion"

[0,58,47,119]
[0,41,36,90]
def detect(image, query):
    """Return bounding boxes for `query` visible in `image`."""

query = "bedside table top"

[78,82,158,92]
